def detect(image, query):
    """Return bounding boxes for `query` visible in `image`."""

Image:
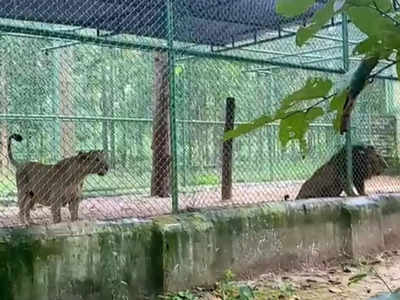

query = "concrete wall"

[1,194,400,300]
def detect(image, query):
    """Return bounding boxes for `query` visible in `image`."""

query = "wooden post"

[221,97,235,200]
[151,51,171,197]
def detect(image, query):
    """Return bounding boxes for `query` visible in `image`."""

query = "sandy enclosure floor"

[1,175,400,228]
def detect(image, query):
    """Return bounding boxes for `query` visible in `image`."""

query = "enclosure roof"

[0,0,327,46]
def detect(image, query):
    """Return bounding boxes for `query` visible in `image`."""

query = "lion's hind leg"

[18,191,35,225]
[50,200,62,223]
[68,198,79,221]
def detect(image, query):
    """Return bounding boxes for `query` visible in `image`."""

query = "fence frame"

[167,0,179,213]
[0,4,399,216]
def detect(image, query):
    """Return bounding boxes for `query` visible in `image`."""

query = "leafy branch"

[306,93,337,112]
[224,0,400,156]
[371,1,399,26]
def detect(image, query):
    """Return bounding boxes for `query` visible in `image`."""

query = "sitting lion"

[8,133,109,224]
[295,145,387,200]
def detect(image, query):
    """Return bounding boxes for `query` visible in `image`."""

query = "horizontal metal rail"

[0,113,339,128]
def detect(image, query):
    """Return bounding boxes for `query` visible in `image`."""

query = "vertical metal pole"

[167,0,179,213]
[342,13,355,196]
[101,63,109,154]
[52,41,60,161]
[110,49,116,168]
[182,74,187,188]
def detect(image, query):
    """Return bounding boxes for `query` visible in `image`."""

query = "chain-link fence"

[0,1,399,228]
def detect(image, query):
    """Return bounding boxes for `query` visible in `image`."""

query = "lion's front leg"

[354,178,367,196]
[50,202,62,223]
[68,199,80,222]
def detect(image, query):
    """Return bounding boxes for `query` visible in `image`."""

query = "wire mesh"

[0,1,398,228]
[0,22,174,227]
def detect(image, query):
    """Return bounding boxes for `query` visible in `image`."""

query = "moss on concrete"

[2,195,400,298]
[379,194,400,215]
[0,220,162,300]
[0,230,65,300]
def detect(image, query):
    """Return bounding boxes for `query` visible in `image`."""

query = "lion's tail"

[8,134,23,167]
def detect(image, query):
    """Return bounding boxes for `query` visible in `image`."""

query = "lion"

[8,133,109,224]
[295,145,387,200]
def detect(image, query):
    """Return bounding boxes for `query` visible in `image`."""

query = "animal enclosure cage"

[0,0,399,227]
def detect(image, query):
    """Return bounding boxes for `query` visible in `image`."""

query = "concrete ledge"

[372,194,400,249]
[342,198,384,257]
[1,194,400,299]
[0,219,163,300]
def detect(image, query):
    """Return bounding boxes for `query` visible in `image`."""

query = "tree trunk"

[0,55,8,174]
[59,48,75,157]
[151,51,171,197]
[221,97,235,200]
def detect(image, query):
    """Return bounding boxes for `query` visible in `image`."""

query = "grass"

[160,269,297,300]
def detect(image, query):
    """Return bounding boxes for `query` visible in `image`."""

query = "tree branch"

[340,56,379,134]
[370,266,393,293]
[368,60,398,79]
[306,93,337,113]
[279,93,337,122]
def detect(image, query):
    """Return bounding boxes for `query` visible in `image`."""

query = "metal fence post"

[342,13,356,196]
[167,0,179,213]
[52,40,60,161]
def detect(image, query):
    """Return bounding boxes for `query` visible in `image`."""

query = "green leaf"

[280,77,333,110]
[333,112,343,132]
[296,0,336,46]
[378,0,394,12]
[347,0,393,11]
[347,6,399,40]
[346,3,397,56]
[279,108,324,154]
[239,285,255,300]
[223,115,275,141]
[353,32,398,59]
[329,89,348,113]
[348,273,368,286]
[276,0,316,18]
[279,111,308,151]
[352,37,378,56]
[306,107,324,121]
[380,31,400,51]
[279,118,291,147]
[224,77,331,148]
[329,88,348,132]
[353,36,383,55]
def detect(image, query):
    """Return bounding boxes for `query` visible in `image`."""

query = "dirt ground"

[188,250,400,300]
[0,175,400,228]
[257,251,400,300]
